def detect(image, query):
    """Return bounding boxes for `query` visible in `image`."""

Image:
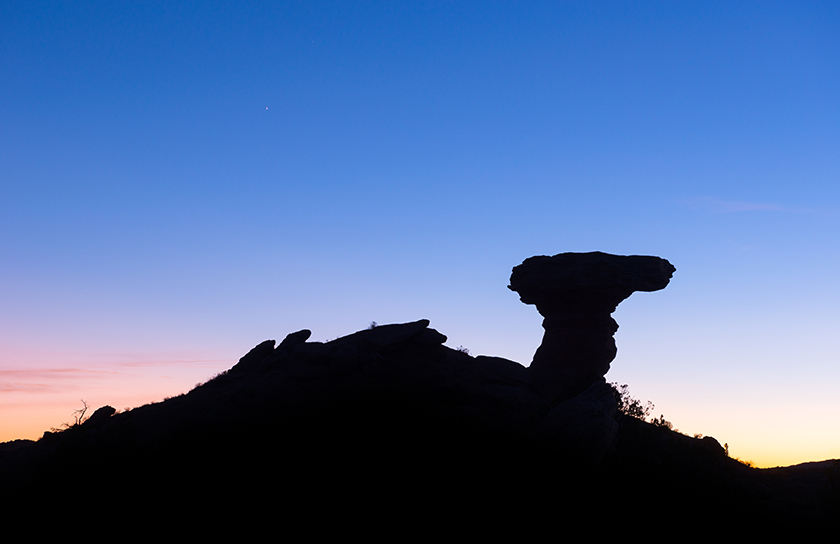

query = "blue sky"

[2,1,839,466]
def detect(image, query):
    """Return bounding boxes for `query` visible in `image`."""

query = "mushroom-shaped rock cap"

[509,251,675,308]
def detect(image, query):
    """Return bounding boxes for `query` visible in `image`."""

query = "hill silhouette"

[1,253,838,527]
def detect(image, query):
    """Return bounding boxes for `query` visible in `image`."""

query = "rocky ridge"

[0,252,836,526]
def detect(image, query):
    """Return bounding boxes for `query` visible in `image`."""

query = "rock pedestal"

[509,251,675,403]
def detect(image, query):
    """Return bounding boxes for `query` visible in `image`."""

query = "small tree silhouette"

[72,399,89,426]
[50,399,91,432]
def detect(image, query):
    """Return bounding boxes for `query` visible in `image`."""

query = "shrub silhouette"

[610,383,653,420]
[650,414,673,430]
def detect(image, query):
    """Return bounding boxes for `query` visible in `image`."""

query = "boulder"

[82,405,116,428]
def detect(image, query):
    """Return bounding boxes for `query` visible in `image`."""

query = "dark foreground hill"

[1,319,838,527]
[3,252,838,530]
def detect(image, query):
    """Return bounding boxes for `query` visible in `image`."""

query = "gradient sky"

[2,1,838,468]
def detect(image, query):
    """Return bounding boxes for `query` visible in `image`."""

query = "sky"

[1,1,838,468]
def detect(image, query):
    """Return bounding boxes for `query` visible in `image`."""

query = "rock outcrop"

[509,251,675,403]
[4,252,834,525]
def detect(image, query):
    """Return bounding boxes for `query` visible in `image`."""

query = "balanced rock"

[509,251,675,403]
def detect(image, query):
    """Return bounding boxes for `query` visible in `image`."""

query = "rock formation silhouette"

[509,251,675,403]
[0,251,835,527]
